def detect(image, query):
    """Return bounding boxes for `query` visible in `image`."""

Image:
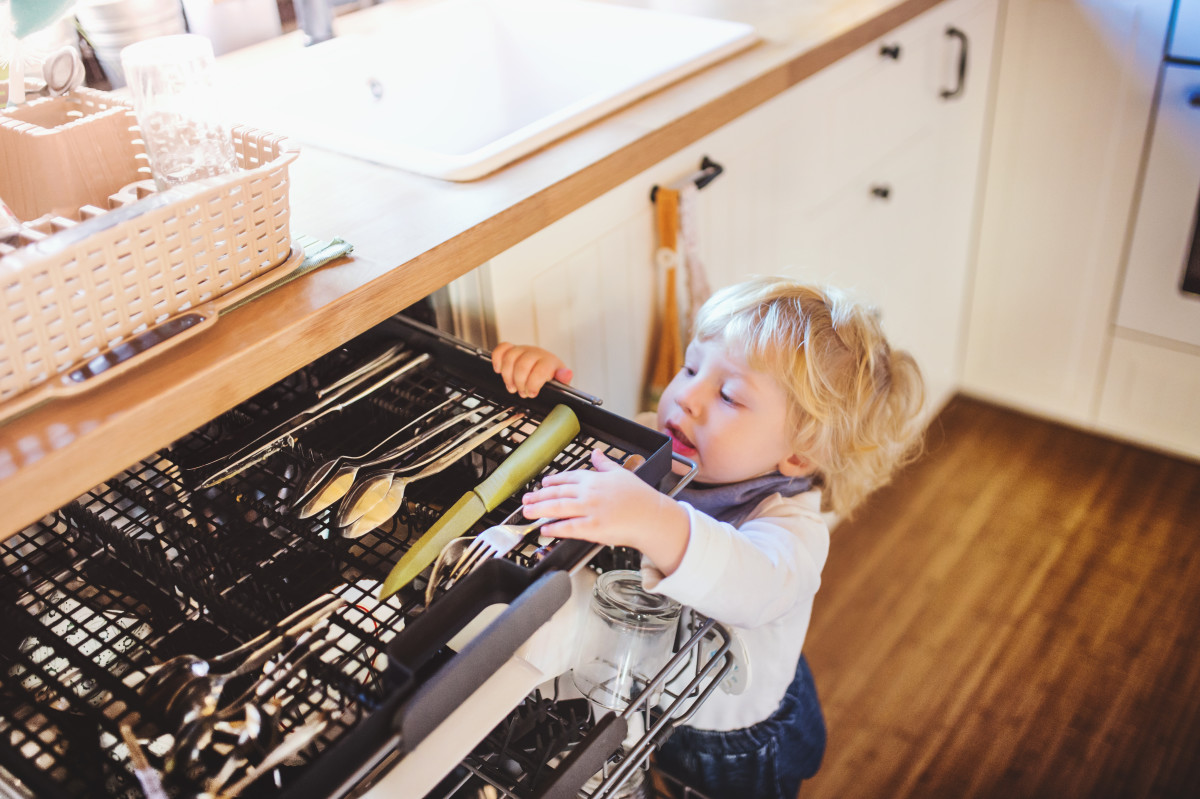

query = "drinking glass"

[572,570,682,713]
[120,34,239,190]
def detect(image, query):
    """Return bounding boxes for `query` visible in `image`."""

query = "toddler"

[492,276,925,799]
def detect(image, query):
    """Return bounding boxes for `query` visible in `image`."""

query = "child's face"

[656,338,810,484]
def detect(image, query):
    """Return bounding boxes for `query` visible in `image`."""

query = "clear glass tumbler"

[572,570,682,713]
[120,34,239,190]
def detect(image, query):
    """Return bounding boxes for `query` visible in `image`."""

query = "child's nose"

[675,380,707,417]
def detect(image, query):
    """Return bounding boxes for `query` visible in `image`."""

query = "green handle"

[376,405,579,601]
[378,492,484,600]
[475,404,579,510]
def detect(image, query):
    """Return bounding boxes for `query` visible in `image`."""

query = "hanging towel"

[678,182,713,331]
[645,187,684,411]
[644,180,715,411]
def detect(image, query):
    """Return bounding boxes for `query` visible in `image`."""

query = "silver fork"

[446,509,551,581]
[446,451,644,581]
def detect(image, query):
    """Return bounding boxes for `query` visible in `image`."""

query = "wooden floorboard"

[802,396,1200,799]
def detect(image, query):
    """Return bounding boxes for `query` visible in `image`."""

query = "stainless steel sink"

[218,0,756,180]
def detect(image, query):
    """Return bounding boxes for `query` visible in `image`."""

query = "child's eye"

[720,391,740,407]
[682,365,697,377]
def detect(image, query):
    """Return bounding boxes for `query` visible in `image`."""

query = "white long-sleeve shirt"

[642,489,830,730]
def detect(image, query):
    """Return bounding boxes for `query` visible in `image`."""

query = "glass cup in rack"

[572,570,682,713]
[120,34,239,191]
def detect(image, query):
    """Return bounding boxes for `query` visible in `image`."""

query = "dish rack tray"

[0,315,693,799]
[0,87,300,421]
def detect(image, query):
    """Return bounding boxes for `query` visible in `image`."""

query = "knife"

[378,403,580,600]
[194,351,431,488]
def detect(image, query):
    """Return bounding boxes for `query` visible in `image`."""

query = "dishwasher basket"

[0,315,728,799]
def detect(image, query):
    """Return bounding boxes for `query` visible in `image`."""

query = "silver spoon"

[291,394,462,517]
[139,596,343,734]
[338,407,525,532]
[339,410,525,538]
[296,401,484,519]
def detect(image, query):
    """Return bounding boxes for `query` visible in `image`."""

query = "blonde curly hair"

[693,276,926,518]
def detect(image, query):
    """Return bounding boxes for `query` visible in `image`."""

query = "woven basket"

[0,89,300,419]
[0,88,145,221]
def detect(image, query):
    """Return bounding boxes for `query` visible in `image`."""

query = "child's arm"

[521,449,692,575]
[492,342,574,398]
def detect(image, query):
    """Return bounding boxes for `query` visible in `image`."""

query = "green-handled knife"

[377,404,580,600]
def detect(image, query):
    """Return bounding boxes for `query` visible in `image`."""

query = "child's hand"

[492,342,574,398]
[522,449,691,575]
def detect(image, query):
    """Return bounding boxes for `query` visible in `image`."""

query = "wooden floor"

[802,396,1200,799]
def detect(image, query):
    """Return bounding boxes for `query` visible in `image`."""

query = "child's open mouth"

[665,422,697,456]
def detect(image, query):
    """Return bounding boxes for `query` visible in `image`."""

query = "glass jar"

[572,570,682,712]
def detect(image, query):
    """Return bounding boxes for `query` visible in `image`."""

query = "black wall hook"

[650,156,725,203]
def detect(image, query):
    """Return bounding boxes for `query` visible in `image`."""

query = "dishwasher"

[0,314,732,799]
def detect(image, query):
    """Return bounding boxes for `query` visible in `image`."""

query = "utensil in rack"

[190,344,414,471]
[334,403,517,527]
[291,393,462,517]
[138,594,344,734]
[446,453,646,582]
[120,723,169,799]
[166,626,335,776]
[448,513,552,582]
[299,401,499,521]
[313,343,407,400]
[206,714,330,798]
[191,349,432,488]
[377,404,581,600]
[423,536,474,607]
[193,702,271,794]
[422,450,598,604]
[339,408,527,538]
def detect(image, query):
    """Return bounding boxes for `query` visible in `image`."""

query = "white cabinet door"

[1096,333,1200,459]
[795,133,963,408]
[786,0,999,411]
[962,0,1174,423]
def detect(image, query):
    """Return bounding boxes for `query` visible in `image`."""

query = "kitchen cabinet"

[476,0,999,421]
[1096,334,1200,457]
[1099,24,1200,458]
[961,0,1177,429]
[789,0,998,411]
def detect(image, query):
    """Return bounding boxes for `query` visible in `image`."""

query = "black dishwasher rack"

[0,316,677,799]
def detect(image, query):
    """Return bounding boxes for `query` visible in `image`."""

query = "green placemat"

[222,234,354,314]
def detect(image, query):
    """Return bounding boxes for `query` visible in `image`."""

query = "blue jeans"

[655,655,826,799]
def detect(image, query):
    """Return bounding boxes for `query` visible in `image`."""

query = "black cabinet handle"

[871,185,892,200]
[941,26,969,99]
[880,43,902,60]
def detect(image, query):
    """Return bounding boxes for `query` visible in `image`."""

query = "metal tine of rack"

[441,612,732,799]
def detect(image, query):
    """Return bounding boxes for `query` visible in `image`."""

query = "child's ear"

[778,452,815,477]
